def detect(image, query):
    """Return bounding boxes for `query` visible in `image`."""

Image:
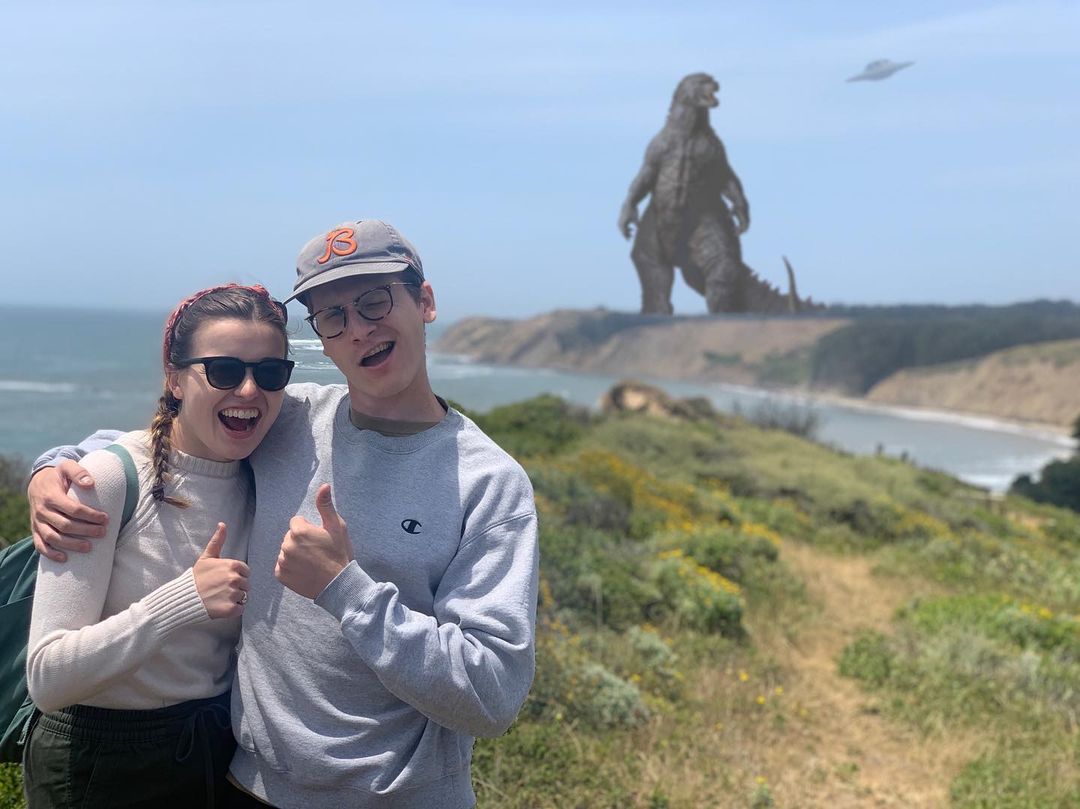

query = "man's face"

[307,272,437,419]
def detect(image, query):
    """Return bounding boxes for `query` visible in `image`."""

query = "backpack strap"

[101,443,138,530]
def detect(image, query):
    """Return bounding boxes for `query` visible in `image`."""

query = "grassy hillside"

[2,396,1078,807]
[471,395,1080,807]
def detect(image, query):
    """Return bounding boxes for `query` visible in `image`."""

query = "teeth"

[363,342,393,359]
[221,408,259,419]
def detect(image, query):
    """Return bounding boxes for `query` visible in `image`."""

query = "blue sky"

[2,1,1078,323]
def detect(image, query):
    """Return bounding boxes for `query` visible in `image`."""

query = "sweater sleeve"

[26,449,211,713]
[315,510,539,738]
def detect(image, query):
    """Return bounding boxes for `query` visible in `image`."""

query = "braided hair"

[151,284,288,506]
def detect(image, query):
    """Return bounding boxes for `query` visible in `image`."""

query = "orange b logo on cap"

[317,227,358,264]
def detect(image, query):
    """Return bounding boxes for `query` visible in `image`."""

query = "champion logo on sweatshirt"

[400,519,422,535]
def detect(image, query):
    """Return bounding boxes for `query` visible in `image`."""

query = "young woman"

[23,284,293,808]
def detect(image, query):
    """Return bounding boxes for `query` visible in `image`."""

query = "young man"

[28,219,539,808]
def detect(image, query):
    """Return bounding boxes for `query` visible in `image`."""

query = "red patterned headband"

[162,283,285,367]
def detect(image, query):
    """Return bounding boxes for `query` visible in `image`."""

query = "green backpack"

[0,444,138,763]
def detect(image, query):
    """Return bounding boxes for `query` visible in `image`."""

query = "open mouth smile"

[218,407,262,436]
[361,341,395,367]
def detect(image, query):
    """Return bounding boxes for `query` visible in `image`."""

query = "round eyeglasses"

[172,356,295,391]
[305,283,418,339]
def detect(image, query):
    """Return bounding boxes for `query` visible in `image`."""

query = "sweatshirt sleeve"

[26,449,211,713]
[32,429,123,475]
[315,510,539,738]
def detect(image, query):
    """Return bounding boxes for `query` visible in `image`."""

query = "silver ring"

[239,591,248,605]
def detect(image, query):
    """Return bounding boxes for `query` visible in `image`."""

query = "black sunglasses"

[173,356,295,391]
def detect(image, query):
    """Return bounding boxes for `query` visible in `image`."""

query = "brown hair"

[151,284,288,506]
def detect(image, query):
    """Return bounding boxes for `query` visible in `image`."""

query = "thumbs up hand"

[275,484,355,600]
[193,523,251,618]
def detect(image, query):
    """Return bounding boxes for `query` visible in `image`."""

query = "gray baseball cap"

[284,219,424,304]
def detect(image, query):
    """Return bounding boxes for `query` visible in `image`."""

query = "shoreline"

[429,351,1075,447]
[807,391,1073,446]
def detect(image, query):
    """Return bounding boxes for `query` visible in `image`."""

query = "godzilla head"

[671,73,720,111]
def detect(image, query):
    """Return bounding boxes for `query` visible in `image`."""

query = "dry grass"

[528,539,994,809]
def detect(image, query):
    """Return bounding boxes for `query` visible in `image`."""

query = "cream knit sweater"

[27,430,252,713]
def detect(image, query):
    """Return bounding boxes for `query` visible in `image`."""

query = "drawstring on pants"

[175,700,233,809]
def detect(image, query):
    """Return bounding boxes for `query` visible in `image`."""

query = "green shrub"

[900,595,1080,658]
[0,491,30,549]
[840,597,1080,732]
[530,466,630,534]
[739,400,820,440]
[622,625,683,700]
[575,662,650,728]
[1011,456,1080,514]
[474,394,590,458]
[537,522,661,630]
[675,527,778,584]
[570,552,663,630]
[826,498,906,544]
[0,764,24,809]
[529,616,651,729]
[652,550,744,636]
[838,630,894,688]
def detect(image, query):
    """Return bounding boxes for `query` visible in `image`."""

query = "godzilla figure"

[618,73,810,315]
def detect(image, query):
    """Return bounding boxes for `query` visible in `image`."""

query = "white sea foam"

[0,379,78,394]
[810,395,1074,447]
[429,353,557,379]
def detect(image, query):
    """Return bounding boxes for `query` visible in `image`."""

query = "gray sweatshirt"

[40,384,539,808]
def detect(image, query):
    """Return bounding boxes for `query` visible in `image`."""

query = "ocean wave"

[0,379,79,394]
[294,359,338,371]
[428,354,557,379]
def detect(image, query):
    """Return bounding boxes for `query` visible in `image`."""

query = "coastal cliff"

[866,338,1080,428]
[435,309,849,387]
[435,308,1080,429]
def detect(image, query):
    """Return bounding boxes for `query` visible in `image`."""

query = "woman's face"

[167,318,288,462]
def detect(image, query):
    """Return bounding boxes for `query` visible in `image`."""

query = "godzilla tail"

[782,255,801,314]
[739,256,814,314]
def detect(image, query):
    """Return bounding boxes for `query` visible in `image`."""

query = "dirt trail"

[745,541,978,808]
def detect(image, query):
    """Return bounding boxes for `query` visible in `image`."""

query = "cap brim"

[282,260,412,304]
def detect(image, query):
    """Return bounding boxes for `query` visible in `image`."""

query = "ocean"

[0,305,1072,491]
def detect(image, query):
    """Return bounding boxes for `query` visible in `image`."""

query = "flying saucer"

[846,59,915,82]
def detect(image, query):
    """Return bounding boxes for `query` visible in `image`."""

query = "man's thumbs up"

[315,484,347,538]
[194,523,251,618]
[275,484,355,600]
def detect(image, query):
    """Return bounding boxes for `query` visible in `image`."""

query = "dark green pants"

[22,692,235,809]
